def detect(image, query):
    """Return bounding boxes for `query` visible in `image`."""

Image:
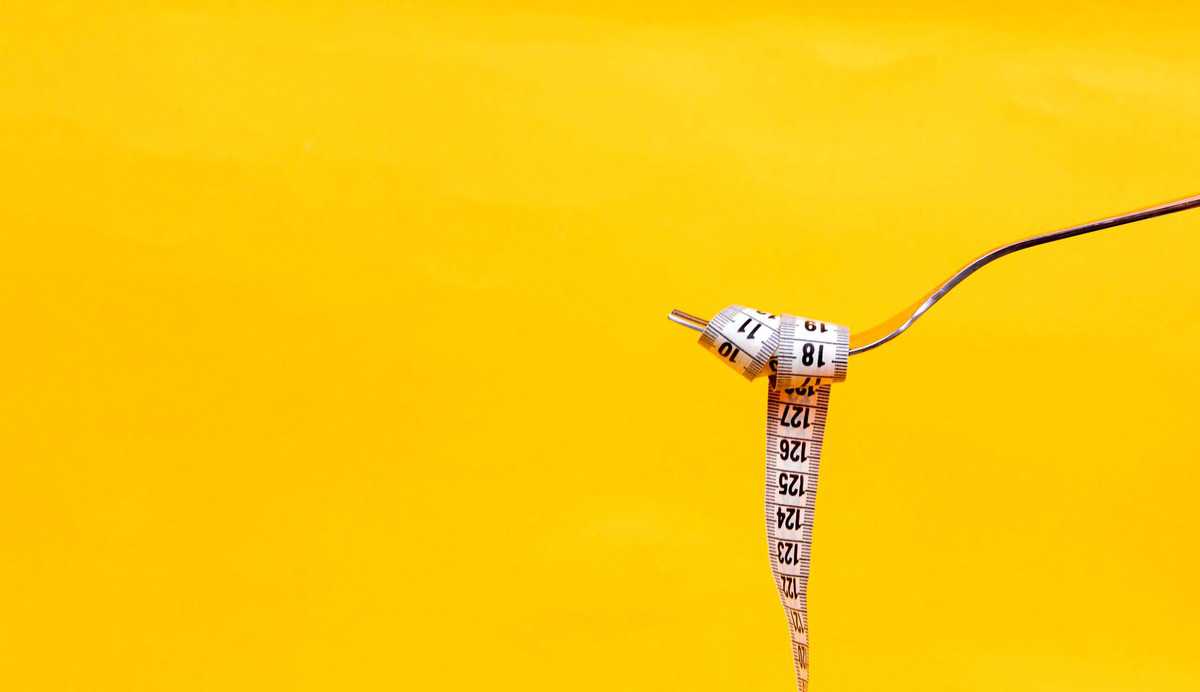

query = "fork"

[669,193,1200,355]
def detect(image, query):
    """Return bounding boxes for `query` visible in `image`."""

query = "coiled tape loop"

[699,306,849,692]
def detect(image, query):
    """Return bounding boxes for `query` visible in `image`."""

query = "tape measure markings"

[699,306,782,380]
[699,306,849,692]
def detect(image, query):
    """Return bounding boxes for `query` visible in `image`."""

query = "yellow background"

[2,3,1199,691]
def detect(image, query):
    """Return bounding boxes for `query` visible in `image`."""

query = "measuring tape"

[698,305,849,692]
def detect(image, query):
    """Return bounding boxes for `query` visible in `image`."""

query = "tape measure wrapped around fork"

[698,305,849,692]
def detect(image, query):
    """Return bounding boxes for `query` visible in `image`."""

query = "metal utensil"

[669,193,1200,355]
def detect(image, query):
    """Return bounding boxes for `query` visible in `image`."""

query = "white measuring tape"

[698,305,849,692]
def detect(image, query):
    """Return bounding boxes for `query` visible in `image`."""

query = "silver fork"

[669,193,1200,355]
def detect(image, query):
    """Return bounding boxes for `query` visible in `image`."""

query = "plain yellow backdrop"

[2,2,1199,691]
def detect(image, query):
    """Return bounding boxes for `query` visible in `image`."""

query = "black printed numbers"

[737,318,762,340]
[801,342,826,368]
[787,608,806,634]
[777,472,805,497]
[776,506,804,530]
[778,439,809,463]
[778,404,811,429]
[778,540,801,566]
[804,320,828,333]
[717,341,740,362]
[780,575,801,599]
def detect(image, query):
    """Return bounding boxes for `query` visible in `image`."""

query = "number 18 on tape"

[696,305,849,692]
